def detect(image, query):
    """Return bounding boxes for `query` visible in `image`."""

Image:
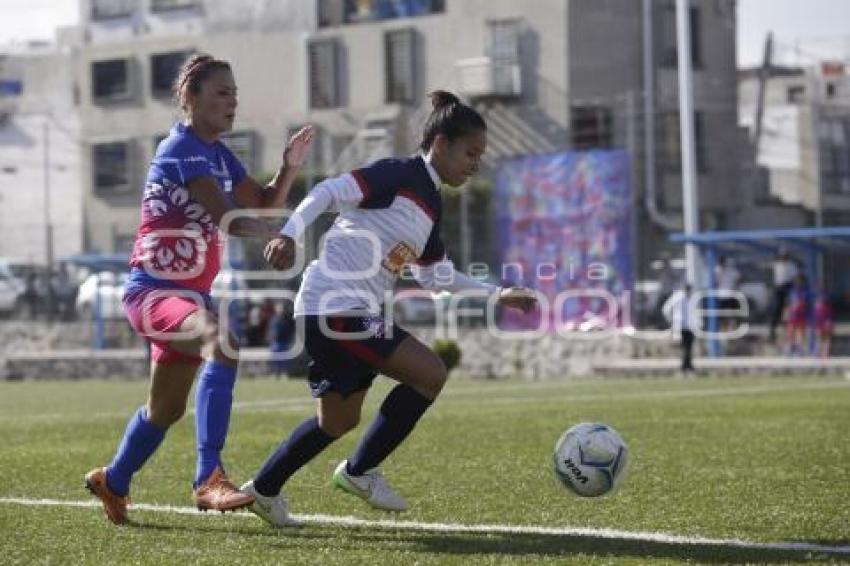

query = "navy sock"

[194,360,237,487]
[347,385,433,476]
[253,416,336,497]
[106,407,167,496]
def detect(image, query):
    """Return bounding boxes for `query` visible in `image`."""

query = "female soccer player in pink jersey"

[85,53,313,525]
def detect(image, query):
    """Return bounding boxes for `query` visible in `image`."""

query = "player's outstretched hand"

[264,235,296,270]
[498,286,537,313]
[283,125,315,169]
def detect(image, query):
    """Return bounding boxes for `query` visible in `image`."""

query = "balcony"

[455,57,521,100]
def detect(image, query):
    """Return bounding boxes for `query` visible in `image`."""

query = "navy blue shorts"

[300,313,409,398]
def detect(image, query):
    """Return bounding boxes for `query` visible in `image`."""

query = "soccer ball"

[553,422,629,497]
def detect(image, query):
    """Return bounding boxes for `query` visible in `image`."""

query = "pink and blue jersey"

[815,294,833,331]
[129,122,246,292]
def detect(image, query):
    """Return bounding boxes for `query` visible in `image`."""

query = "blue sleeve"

[220,144,247,187]
[352,159,403,209]
[156,138,213,186]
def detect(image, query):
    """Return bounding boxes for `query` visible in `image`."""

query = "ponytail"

[420,90,486,151]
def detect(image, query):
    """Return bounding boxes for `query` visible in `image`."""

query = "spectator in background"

[770,248,798,341]
[715,255,741,334]
[50,265,76,321]
[22,272,39,320]
[655,257,680,327]
[814,286,833,358]
[662,282,698,374]
[785,274,810,356]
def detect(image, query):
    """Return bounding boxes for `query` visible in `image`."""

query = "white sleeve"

[412,257,500,294]
[279,173,363,239]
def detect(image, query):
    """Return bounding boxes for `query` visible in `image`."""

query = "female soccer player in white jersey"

[241,90,535,526]
[84,53,314,525]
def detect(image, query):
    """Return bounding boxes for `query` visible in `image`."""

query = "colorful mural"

[495,150,633,331]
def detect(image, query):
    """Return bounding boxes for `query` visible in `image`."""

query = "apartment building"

[67,0,739,275]
[739,60,850,228]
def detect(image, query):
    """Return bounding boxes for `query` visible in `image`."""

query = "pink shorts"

[123,288,210,364]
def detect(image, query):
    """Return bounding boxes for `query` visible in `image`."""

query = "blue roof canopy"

[670,227,850,256]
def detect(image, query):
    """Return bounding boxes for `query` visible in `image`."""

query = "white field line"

[0,497,847,556]
[3,380,850,423]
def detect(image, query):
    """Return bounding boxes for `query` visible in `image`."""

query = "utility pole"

[752,32,773,158]
[676,0,700,286]
[43,119,54,320]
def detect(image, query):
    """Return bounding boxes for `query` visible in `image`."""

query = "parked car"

[75,271,129,320]
[75,269,249,320]
[0,262,25,317]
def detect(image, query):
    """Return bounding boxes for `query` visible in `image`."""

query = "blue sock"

[106,407,167,496]
[347,385,433,476]
[194,360,237,487]
[253,416,335,497]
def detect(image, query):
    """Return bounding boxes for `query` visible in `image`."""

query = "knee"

[146,400,186,427]
[318,412,360,438]
[207,324,239,365]
[421,359,448,399]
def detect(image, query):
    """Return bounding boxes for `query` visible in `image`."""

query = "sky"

[0,0,848,68]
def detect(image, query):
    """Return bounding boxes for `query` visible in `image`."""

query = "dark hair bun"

[430,90,461,110]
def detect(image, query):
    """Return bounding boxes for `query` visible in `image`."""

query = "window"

[309,39,342,109]
[570,106,613,150]
[787,85,805,104]
[221,131,257,174]
[91,0,134,20]
[826,83,837,99]
[659,4,702,68]
[488,19,521,63]
[93,142,133,195]
[820,118,850,196]
[151,50,193,98]
[113,233,136,254]
[663,110,707,172]
[91,58,133,103]
[487,19,522,97]
[150,0,199,12]
[318,0,346,27]
[318,0,444,27]
[385,28,416,104]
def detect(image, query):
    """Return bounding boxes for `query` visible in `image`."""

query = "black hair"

[419,90,486,151]
[173,53,232,111]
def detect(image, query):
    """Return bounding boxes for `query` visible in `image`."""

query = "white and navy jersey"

[284,155,449,316]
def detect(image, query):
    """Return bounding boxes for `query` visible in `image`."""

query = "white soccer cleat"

[332,460,408,512]
[240,480,303,528]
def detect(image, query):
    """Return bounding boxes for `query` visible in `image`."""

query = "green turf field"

[1,375,848,564]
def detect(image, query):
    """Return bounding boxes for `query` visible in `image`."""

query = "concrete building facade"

[13,0,741,282]
[0,44,83,265]
[738,61,850,228]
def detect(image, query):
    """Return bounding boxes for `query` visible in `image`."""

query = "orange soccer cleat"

[84,467,130,525]
[193,466,255,512]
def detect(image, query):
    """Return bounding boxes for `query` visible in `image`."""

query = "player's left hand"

[264,235,296,270]
[497,286,537,313]
[283,125,315,168]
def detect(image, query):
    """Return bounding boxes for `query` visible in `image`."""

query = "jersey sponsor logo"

[382,241,417,275]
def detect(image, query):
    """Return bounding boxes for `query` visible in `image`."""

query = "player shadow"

[350,530,846,564]
[127,518,847,563]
